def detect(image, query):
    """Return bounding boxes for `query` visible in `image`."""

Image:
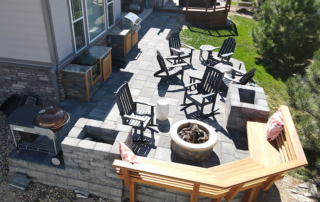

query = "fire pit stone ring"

[170,120,218,161]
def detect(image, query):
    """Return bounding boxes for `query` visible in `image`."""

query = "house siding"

[49,0,74,63]
[114,0,121,22]
[0,0,51,63]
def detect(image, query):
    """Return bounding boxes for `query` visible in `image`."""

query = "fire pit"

[170,120,217,161]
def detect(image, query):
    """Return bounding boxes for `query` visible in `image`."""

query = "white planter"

[156,99,169,121]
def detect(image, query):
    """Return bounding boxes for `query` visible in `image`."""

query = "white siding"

[49,0,74,62]
[0,0,51,63]
[114,0,121,22]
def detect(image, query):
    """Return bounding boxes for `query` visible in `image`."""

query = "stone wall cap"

[61,137,81,147]
[94,142,112,154]
[75,118,89,128]
[77,140,96,150]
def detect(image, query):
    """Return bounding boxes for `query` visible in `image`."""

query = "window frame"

[84,0,107,43]
[106,0,115,29]
[69,0,87,53]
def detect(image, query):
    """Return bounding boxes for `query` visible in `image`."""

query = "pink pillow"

[266,110,284,141]
[172,48,185,56]
[119,142,139,164]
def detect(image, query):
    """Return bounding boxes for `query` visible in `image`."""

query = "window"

[70,0,86,52]
[85,0,106,42]
[107,0,114,28]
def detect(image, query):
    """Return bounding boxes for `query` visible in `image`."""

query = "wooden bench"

[113,105,307,202]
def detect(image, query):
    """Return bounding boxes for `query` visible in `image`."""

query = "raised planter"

[170,120,217,161]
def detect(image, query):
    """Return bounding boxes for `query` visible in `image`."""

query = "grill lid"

[123,12,142,25]
[35,106,67,130]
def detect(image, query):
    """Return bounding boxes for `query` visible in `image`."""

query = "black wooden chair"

[154,50,187,81]
[207,37,236,65]
[114,82,156,140]
[222,67,257,89]
[182,66,225,117]
[168,32,195,64]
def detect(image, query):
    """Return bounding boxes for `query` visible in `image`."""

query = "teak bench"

[113,106,307,202]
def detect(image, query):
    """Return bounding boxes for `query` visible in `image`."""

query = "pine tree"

[252,0,320,73]
[287,58,320,175]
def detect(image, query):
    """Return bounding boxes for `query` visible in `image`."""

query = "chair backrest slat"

[199,66,224,94]
[168,33,181,55]
[218,37,236,62]
[156,50,169,76]
[238,68,256,85]
[114,82,135,115]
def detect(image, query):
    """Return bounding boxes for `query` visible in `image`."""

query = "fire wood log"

[178,124,209,144]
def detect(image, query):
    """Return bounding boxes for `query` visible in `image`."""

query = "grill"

[121,12,142,34]
[7,105,70,165]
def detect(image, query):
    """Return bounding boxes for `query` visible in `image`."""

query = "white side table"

[156,99,169,121]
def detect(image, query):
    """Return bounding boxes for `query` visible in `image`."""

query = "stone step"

[10,173,31,191]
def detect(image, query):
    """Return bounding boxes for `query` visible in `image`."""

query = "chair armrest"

[221,52,234,58]
[134,101,156,107]
[231,67,246,75]
[124,115,145,122]
[181,43,196,50]
[202,92,217,99]
[224,74,239,83]
[185,81,201,88]
[170,47,183,54]
[163,55,180,60]
[166,63,188,68]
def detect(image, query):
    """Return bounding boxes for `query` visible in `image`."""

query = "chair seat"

[127,110,151,128]
[186,90,213,105]
[167,67,183,76]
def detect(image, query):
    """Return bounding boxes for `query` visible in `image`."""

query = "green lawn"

[180,16,291,114]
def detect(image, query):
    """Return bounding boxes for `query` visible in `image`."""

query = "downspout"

[41,0,61,104]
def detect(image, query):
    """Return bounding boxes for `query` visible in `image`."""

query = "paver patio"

[58,12,249,168]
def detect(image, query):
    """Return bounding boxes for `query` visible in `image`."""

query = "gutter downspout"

[41,0,61,104]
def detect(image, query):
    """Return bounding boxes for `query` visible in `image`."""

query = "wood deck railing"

[113,106,308,202]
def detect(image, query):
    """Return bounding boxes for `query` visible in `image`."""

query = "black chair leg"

[140,129,144,140]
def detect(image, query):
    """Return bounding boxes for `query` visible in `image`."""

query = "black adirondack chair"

[168,32,195,64]
[154,50,187,81]
[207,37,236,65]
[222,67,257,88]
[182,66,225,117]
[114,82,156,140]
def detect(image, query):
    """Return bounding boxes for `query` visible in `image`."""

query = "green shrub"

[252,0,320,73]
[287,59,320,176]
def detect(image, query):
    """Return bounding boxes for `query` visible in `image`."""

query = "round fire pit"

[170,120,217,161]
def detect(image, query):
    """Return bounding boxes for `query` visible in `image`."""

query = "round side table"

[156,99,169,121]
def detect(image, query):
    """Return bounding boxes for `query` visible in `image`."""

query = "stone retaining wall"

[225,84,270,132]
[9,118,244,202]
[0,64,65,106]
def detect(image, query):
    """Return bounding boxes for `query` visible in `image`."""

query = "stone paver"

[59,12,249,168]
